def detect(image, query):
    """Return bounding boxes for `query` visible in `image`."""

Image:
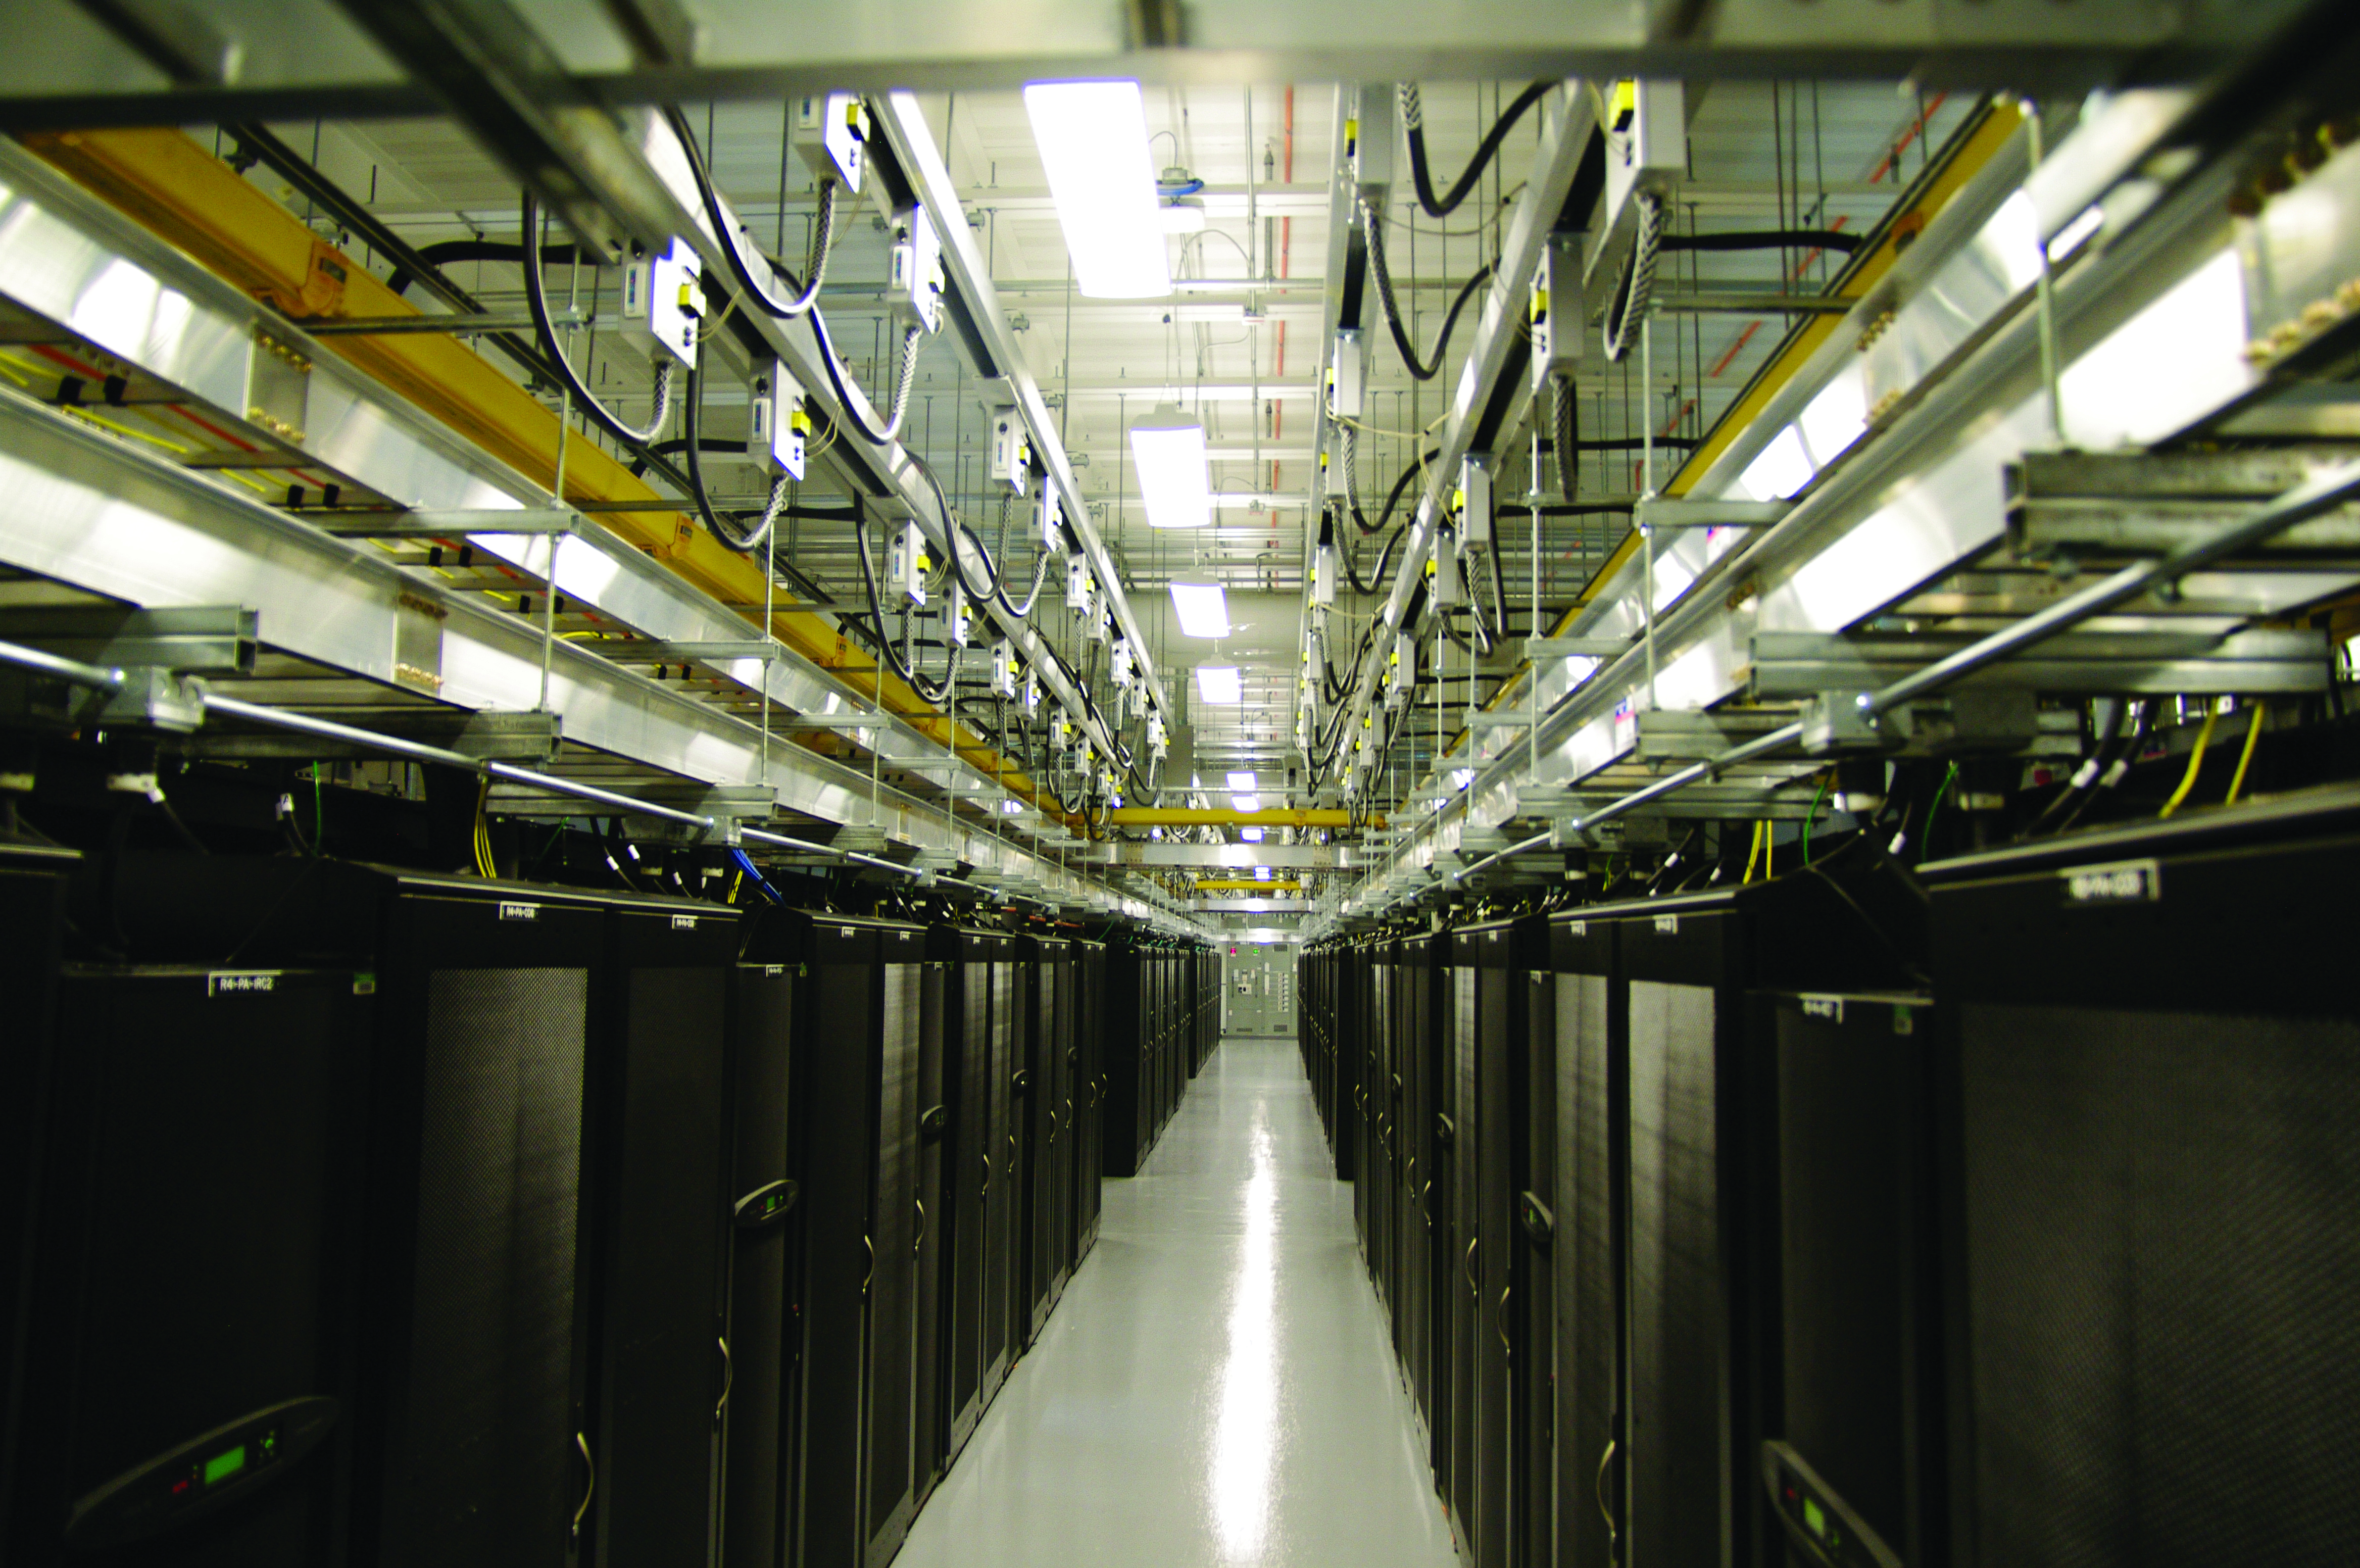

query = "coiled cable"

[662,106,835,319]
[1601,190,1663,363]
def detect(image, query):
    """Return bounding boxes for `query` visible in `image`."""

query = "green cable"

[1922,762,1959,850]
[1801,771,1831,865]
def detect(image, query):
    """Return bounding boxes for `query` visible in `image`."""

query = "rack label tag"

[498,902,538,921]
[1800,995,1844,1023]
[208,970,280,997]
[1654,915,1679,936]
[2059,858,2159,905]
[670,914,698,931]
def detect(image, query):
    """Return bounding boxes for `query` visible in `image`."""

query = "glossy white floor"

[895,1034,1461,1568]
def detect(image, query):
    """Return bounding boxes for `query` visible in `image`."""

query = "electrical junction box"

[1587,78,1686,297]
[1039,487,1064,552]
[947,578,971,647]
[1090,602,1111,643]
[889,520,928,606]
[748,359,808,479]
[1067,560,1095,620]
[1531,232,1586,390]
[795,91,866,192]
[1429,525,1461,606]
[1312,542,1337,606]
[1148,712,1167,752]
[1458,453,1493,550]
[1331,329,1366,418]
[989,412,1031,494]
[619,235,702,369]
[1386,630,1414,710]
[991,639,1016,697]
[891,208,945,334]
[1022,667,1040,712]
[1110,640,1133,689]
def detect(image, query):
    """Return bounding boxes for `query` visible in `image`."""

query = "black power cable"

[519,190,675,447]
[1361,200,1491,382]
[1398,81,1553,219]
[661,105,836,319]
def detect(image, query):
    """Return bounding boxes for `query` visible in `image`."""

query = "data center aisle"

[896,1033,1459,1568]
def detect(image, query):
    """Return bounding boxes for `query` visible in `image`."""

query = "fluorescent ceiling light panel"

[1130,405,1213,529]
[1023,81,1171,299]
[1169,581,1232,637]
[1231,794,1261,812]
[1239,826,1266,842]
[1196,665,1243,704]
[1225,770,1257,792]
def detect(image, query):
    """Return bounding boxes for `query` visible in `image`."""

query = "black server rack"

[1334,942,1362,1183]
[1757,988,1941,1568]
[936,926,1013,1463]
[721,952,799,1568]
[1359,941,1395,1320]
[0,840,72,1545]
[1021,936,1072,1339]
[4,857,624,1568]
[587,894,742,1568]
[1448,917,1546,1568]
[1601,871,1917,1568]
[1071,939,1105,1262]
[1542,912,1624,1568]
[1390,934,1440,1436]
[910,943,948,1510]
[1100,938,1151,1178]
[1922,790,2360,1568]
[1402,928,1452,1486]
[978,936,1024,1408]
[740,909,925,1568]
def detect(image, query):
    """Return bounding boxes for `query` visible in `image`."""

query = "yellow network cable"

[472,775,497,877]
[1743,819,1766,884]
[2157,705,2222,819]
[2224,702,2265,805]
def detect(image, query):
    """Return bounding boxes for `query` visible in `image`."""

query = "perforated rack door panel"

[385,966,590,1567]
[1958,1002,2360,1568]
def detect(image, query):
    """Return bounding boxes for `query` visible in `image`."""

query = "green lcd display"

[204,1445,247,1487]
[1802,1496,1826,1538]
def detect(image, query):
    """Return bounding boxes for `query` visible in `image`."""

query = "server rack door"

[1625,975,1735,1568]
[380,952,602,1568]
[12,969,365,1568]
[1003,959,1035,1352]
[591,906,736,1568]
[978,958,1016,1403]
[1056,948,1077,1288]
[1548,918,1625,1568]
[863,950,923,1567]
[1074,945,1104,1258]
[1101,949,1143,1178]
[789,927,878,1568]
[1925,810,2360,1568]
[1021,947,1060,1338]
[723,964,798,1568]
[1763,993,1929,1568]
[0,848,68,1527]
[910,957,948,1506]
[1448,963,1481,1550]
[1516,968,1557,1568]
[1472,942,1517,1568]
[943,943,994,1456]
[1368,962,1394,1307]
[1421,944,1453,1473]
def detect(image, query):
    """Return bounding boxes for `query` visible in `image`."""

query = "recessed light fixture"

[1196,665,1242,705]
[1023,81,1171,299]
[1231,793,1261,812]
[1225,770,1257,792]
[1239,826,1265,842]
[1253,866,1273,882]
[1168,581,1231,637]
[1130,404,1212,529]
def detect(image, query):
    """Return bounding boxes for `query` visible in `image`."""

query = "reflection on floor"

[894,1033,1459,1568]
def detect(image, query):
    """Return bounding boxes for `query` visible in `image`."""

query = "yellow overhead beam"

[24,127,1071,825]
[1108,807,1380,828]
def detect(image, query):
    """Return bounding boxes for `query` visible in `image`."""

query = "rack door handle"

[1464,1235,1481,1296]
[1498,1287,1513,1357]
[1596,1439,1619,1548]
[913,1198,926,1257]
[980,1153,991,1196]
[571,1431,595,1542]
[715,1336,732,1421]
[860,1234,874,1296]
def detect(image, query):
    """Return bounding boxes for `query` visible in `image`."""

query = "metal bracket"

[0,605,257,676]
[1633,498,1791,531]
